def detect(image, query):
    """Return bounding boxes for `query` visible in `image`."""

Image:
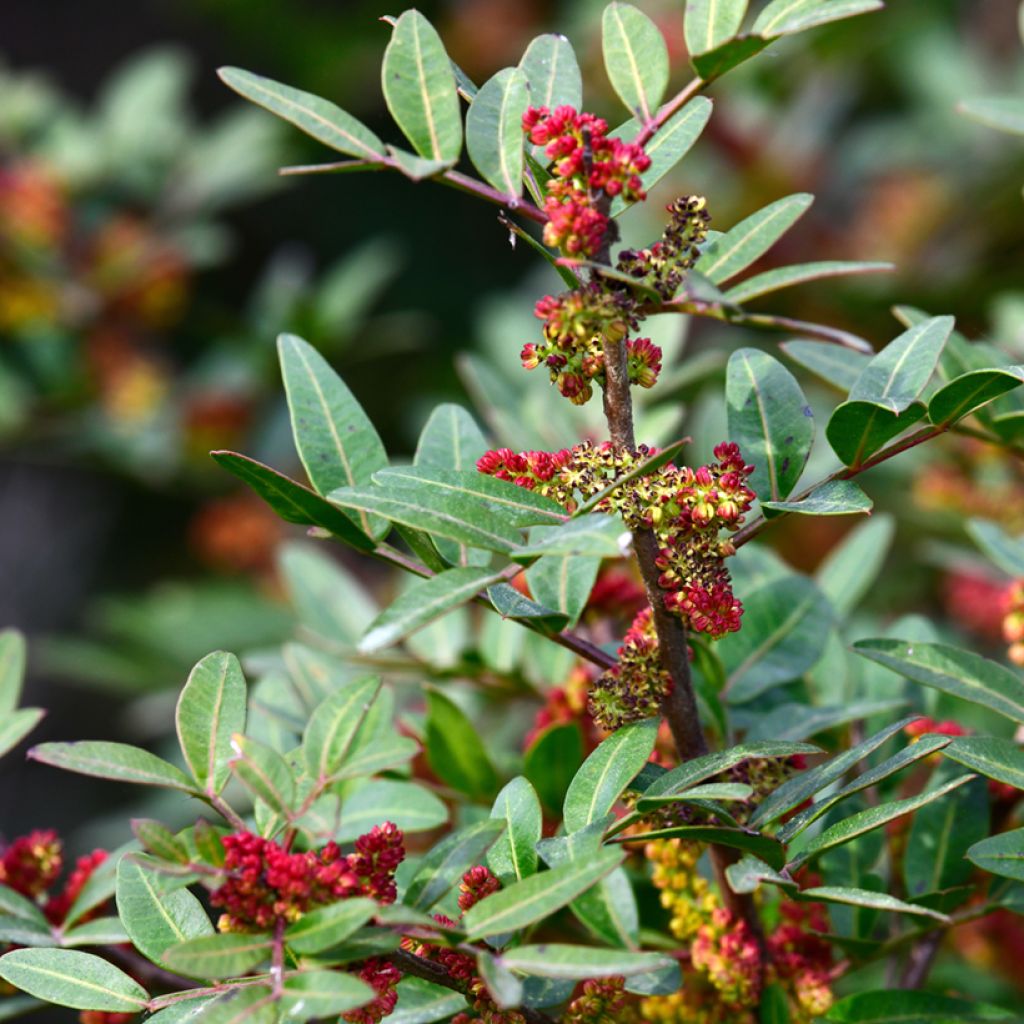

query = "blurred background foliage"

[3,0,1024,1001]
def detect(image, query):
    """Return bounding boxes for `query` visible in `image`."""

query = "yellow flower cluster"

[646,838,720,942]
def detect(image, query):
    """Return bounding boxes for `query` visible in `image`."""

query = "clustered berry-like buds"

[458,865,500,911]
[342,958,402,1024]
[1003,580,1024,666]
[475,446,576,505]
[523,106,650,258]
[210,824,404,931]
[691,908,764,1009]
[562,978,631,1024]
[0,829,63,899]
[590,608,669,730]
[44,849,109,924]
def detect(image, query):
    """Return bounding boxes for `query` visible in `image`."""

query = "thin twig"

[899,930,943,988]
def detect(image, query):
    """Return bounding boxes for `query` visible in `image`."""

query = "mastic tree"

[3,3,1024,1023]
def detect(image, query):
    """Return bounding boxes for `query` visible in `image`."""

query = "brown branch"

[899,930,943,989]
[633,77,706,148]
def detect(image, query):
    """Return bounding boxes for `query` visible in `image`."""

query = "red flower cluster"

[458,865,500,911]
[342,958,402,1024]
[690,908,763,1009]
[210,824,404,931]
[524,106,650,257]
[475,446,575,504]
[768,903,834,1020]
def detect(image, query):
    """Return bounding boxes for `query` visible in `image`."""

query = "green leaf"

[691,35,771,80]
[162,933,273,980]
[497,945,674,979]
[967,828,1024,882]
[725,855,798,894]
[611,99,712,216]
[282,971,374,1021]
[563,719,658,832]
[218,67,384,160]
[944,736,1024,791]
[685,0,749,56]
[852,639,1024,725]
[519,34,582,114]
[525,556,600,629]
[0,629,26,715]
[405,819,507,911]
[643,740,819,798]
[210,451,375,552]
[414,404,488,471]
[799,886,947,921]
[466,68,528,197]
[959,97,1024,136]
[826,990,1016,1023]
[278,333,388,537]
[388,977,467,1024]
[116,857,214,966]
[487,584,569,630]
[719,575,833,703]
[928,367,1024,426]
[826,400,928,467]
[788,773,974,869]
[0,950,148,1011]
[0,885,50,927]
[814,514,895,615]
[744,699,906,743]
[382,10,462,163]
[488,777,542,885]
[385,146,453,180]
[284,897,377,954]
[991,411,1024,442]
[336,732,420,781]
[374,467,566,527]
[60,917,129,948]
[761,479,872,519]
[425,687,499,802]
[229,734,295,815]
[696,194,813,284]
[176,651,246,798]
[967,519,1024,577]
[780,340,869,392]
[330,486,522,555]
[726,348,814,502]
[754,0,882,37]
[28,741,195,794]
[303,677,381,780]
[524,722,584,815]
[462,848,623,939]
[511,516,624,561]
[64,844,131,928]
[0,708,44,759]
[602,2,669,121]
[337,780,448,841]
[725,261,893,304]
[626,827,786,869]
[0,917,55,947]
[751,715,922,827]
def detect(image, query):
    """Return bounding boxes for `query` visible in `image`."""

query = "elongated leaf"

[959,96,1024,136]
[163,933,273,980]
[466,68,528,197]
[753,0,883,37]
[761,479,872,519]
[210,451,374,551]
[282,971,374,1021]
[814,514,894,616]
[726,348,813,502]
[414,404,488,471]
[725,261,892,304]
[928,366,1024,426]
[685,0,748,56]
[229,734,295,814]
[751,715,922,826]
[511,516,624,561]
[602,3,669,121]
[382,10,461,162]
[725,855,797,894]
[337,780,448,841]
[279,333,388,536]
[0,884,49,926]
[826,400,927,467]
[0,950,148,1011]
[691,34,771,80]
[497,945,674,979]
[0,629,26,715]
[799,886,947,921]
[330,486,522,554]
[944,736,1024,791]
[28,741,195,794]
[116,858,214,966]
[967,828,1024,882]
[388,977,467,1024]
[425,688,499,802]
[0,708,44,759]
[524,722,584,815]
[967,519,1024,577]
[218,67,384,160]
[60,917,129,947]
[788,773,974,869]
[780,340,869,392]
[519,34,581,115]
[487,583,569,630]
[563,719,658,832]
[626,826,786,869]
[696,194,813,285]
[405,819,507,910]
[745,699,905,743]
[525,556,600,629]
[176,651,246,798]
[488,777,542,885]
[463,848,623,939]
[611,98,712,216]
[285,897,377,954]
[852,639,1024,725]
[826,989,1016,1023]
[303,677,381,780]
[0,917,56,947]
